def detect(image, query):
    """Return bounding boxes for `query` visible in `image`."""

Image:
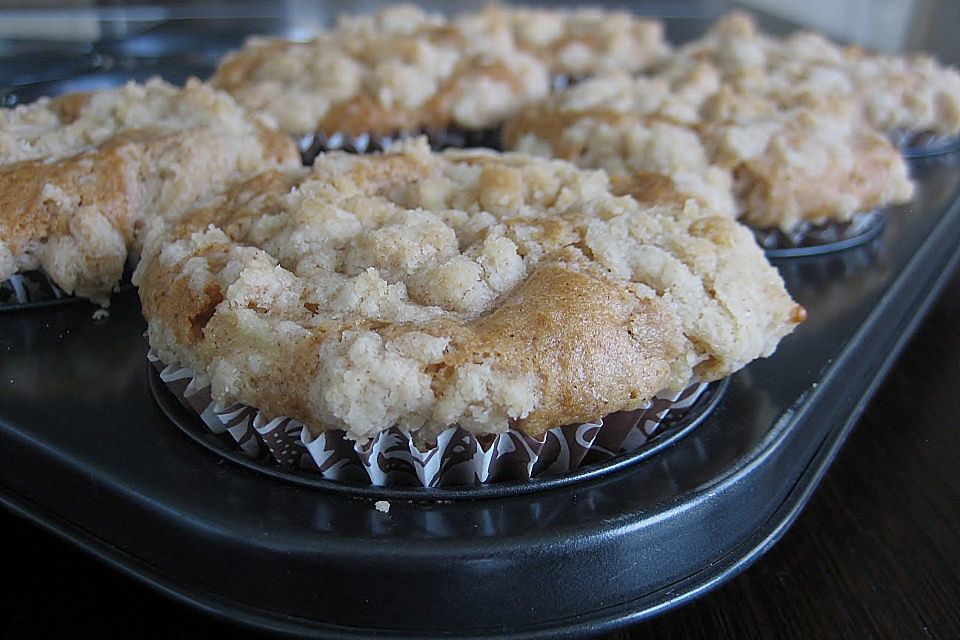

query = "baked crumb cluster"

[505,70,914,231]
[136,140,802,443]
[671,13,960,138]
[212,4,669,137]
[0,78,298,304]
[474,5,670,78]
[503,70,738,219]
[10,5,956,446]
[504,12,932,231]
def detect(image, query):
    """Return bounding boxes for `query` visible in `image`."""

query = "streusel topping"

[503,71,914,231]
[666,12,960,137]
[136,139,802,444]
[213,4,670,137]
[0,78,298,304]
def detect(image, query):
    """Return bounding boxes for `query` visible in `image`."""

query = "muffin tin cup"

[754,209,885,258]
[149,351,709,488]
[298,126,503,164]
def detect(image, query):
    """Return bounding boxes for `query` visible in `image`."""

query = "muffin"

[699,85,915,233]
[503,70,737,218]
[847,50,960,151]
[213,4,550,156]
[212,4,670,160]
[463,5,670,84]
[667,12,960,152]
[503,71,914,246]
[136,139,802,482]
[0,78,299,306]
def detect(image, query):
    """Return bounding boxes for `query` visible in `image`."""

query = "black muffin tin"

[3,136,959,640]
[3,10,960,639]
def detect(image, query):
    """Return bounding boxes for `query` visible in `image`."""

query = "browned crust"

[138,149,803,441]
[610,171,691,209]
[254,123,301,165]
[139,242,231,348]
[0,137,141,255]
[164,169,304,245]
[50,92,93,124]
[212,40,294,92]
[138,170,307,350]
[318,93,432,138]
[733,128,912,228]
[426,264,685,436]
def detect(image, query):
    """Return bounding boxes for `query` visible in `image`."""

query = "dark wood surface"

[2,263,958,640]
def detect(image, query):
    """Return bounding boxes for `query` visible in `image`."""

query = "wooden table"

[2,262,958,639]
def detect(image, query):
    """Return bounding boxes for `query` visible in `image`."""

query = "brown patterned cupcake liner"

[149,351,708,488]
[297,73,588,165]
[753,209,884,255]
[298,126,503,164]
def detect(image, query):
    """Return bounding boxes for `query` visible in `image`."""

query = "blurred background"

[0,1,957,101]
[0,0,957,54]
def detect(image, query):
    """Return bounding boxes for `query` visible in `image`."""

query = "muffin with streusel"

[136,139,802,481]
[665,12,960,153]
[212,4,671,159]
[0,78,299,306]
[503,71,914,248]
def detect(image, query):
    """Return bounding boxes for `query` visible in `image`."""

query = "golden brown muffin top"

[136,139,802,444]
[0,78,299,304]
[503,71,914,232]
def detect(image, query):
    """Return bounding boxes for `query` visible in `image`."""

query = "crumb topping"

[0,79,299,304]
[504,69,914,231]
[212,4,670,136]
[667,12,960,136]
[136,139,802,443]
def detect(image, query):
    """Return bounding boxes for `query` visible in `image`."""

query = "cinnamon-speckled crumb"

[137,140,801,444]
[504,68,914,232]
[212,4,669,137]
[0,78,299,305]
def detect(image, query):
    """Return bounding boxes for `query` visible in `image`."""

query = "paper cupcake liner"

[149,351,708,488]
[296,73,587,164]
[753,209,884,257]
[299,126,502,164]
[890,129,960,158]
